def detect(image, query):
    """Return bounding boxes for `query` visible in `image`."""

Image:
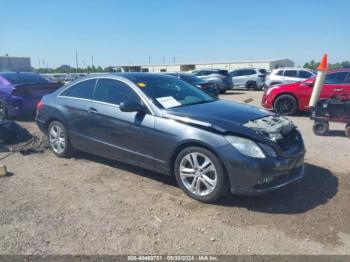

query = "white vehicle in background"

[229,68,267,90]
[266,68,316,87]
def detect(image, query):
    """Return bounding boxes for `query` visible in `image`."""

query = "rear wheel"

[0,101,8,120]
[174,146,228,202]
[246,81,257,90]
[48,121,73,157]
[345,124,350,139]
[313,121,329,136]
[273,94,298,116]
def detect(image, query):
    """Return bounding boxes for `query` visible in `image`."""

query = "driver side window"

[94,78,140,105]
[324,72,349,84]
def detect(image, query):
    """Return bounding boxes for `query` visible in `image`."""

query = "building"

[0,56,32,72]
[113,59,295,73]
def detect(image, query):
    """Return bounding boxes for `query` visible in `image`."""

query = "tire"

[219,89,226,94]
[174,146,229,202]
[246,81,257,90]
[48,121,73,157]
[313,122,329,136]
[273,94,298,116]
[0,101,8,120]
[345,124,350,139]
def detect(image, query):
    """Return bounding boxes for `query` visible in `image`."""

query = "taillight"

[37,100,44,110]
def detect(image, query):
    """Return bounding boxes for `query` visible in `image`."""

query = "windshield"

[134,77,215,109]
[2,73,49,85]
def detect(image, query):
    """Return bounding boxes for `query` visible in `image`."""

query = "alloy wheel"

[49,124,66,154]
[179,152,217,196]
[275,98,295,115]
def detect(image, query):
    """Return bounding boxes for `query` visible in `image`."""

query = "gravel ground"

[0,90,349,255]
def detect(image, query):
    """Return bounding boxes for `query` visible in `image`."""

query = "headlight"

[225,136,265,158]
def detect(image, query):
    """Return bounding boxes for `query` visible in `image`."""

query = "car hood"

[163,100,276,135]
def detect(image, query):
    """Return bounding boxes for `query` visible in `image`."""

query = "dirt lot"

[0,90,349,255]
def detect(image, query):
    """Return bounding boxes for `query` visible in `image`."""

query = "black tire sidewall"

[48,121,71,157]
[345,124,350,138]
[246,81,257,90]
[313,122,329,136]
[274,94,298,116]
[174,146,228,202]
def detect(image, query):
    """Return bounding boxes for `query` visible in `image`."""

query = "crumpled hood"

[164,100,276,135]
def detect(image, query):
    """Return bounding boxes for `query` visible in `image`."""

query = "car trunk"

[11,83,63,98]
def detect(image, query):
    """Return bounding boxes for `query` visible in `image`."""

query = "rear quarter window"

[61,79,96,99]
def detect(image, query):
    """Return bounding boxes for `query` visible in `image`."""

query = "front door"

[90,78,155,169]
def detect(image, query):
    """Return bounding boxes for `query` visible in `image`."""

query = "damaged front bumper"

[219,114,306,195]
[218,144,305,195]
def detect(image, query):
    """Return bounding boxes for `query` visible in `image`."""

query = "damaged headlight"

[225,136,265,158]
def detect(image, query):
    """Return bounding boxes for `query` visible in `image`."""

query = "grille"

[276,128,303,155]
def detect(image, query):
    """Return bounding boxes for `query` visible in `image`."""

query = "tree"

[304,60,350,70]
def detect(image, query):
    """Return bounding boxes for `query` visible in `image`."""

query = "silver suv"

[266,68,316,87]
[230,68,266,90]
[191,69,233,94]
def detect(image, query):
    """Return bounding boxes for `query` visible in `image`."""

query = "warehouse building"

[0,56,32,72]
[113,59,294,73]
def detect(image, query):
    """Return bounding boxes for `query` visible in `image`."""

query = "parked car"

[266,68,316,87]
[230,68,266,90]
[0,72,63,119]
[262,69,350,115]
[36,73,305,202]
[166,73,218,97]
[190,69,233,94]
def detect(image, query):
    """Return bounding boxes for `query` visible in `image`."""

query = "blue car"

[0,72,62,119]
[36,73,305,202]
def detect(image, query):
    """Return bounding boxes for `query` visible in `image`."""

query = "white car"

[266,68,316,86]
[230,68,266,90]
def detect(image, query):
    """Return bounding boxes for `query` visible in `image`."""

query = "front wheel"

[345,124,350,139]
[48,121,73,157]
[313,121,329,136]
[246,81,257,90]
[174,147,228,202]
[273,94,298,116]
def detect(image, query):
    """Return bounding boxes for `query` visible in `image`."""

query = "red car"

[262,69,350,115]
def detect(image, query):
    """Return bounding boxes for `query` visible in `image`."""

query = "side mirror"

[302,80,315,87]
[119,101,145,113]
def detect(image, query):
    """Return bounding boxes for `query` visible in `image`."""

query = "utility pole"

[75,50,79,69]
[163,56,165,65]
[148,56,151,65]
[91,55,94,67]
[173,57,176,64]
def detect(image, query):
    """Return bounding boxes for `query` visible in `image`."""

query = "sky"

[1,0,349,68]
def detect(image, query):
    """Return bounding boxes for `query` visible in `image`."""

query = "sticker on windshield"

[137,82,146,88]
[156,96,181,108]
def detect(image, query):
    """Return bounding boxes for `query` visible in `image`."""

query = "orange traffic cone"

[317,54,328,71]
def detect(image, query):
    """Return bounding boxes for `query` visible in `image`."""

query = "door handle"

[334,89,343,92]
[88,107,98,114]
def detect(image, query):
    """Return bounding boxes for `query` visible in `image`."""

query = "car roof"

[76,72,176,83]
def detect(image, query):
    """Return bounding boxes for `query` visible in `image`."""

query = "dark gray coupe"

[36,73,305,202]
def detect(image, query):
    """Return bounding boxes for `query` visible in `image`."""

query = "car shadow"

[214,162,338,214]
[72,151,178,187]
[221,91,247,95]
[9,116,36,122]
[71,152,337,214]
[327,130,347,138]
